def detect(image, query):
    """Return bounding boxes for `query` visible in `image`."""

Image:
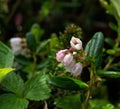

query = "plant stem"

[82,66,96,109]
[103,57,114,71]
[104,36,120,71]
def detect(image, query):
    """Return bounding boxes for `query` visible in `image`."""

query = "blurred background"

[0,0,116,42]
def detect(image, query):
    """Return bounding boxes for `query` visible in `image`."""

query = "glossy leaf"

[48,76,88,90]
[24,74,51,101]
[0,94,29,109]
[98,70,120,78]
[26,32,37,52]
[85,32,104,68]
[0,68,14,82]
[0,41,14,68]
[54,94,82,109]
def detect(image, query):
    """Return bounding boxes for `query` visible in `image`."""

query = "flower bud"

[65,60,75,72]
[71,63,83,77]
[62,53,73,66]
[70,36,82,50]
[56,49,68,62]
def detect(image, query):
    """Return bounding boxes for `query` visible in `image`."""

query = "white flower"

[71,63,83,77]
[56,49,68,62]
[10,37,21,47]
[10,37,30,55]
[10,37,22,55]
[62,53,73,66]
[70,36,82,50]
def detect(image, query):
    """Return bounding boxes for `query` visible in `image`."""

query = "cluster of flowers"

[56,37,83,77]
[10,37,30,55]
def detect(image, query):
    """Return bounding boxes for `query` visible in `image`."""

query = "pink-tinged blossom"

[70,36,82,50]
[62,53,73,66]
[56,49,68,62]
[65,60,75,72]
[71,63,83,77]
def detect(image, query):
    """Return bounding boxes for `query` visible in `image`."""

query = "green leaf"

[24,74,51,101]
[85,32,104,68]
[0,94,29,109]
[89,99,114,109]
[31,23,44,41]
[54,94,82,109]
[98,70,120,78]
[0,41,14,68]
[50,35,60,50]
[106,49,116,55]
[108,22,118,32]
[100,0,120,22]
[111,0,120,18]
[105,37,115,47]
[36,39,50,53]
[26,32,37,52]
[15,55,30,65]
[0,68,14,82]
[1,72,24,96]
[48,76,88,90]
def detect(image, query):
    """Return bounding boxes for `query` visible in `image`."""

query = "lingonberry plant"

[0,0,120,109]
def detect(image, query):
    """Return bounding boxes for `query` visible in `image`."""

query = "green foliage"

[1,72,24,96]
[85,32,104,68]
[36,39,50,54]
[0,94,29,109]
[30,23,44,41]
[15,55,30,65]
[0,0,8,14]
[0,68,14,82]
[23,74,51,101]
[54,94,82,109]
[49,35,60,53]
[1,72,51,108]
[48,76,88,90]
[98,70,120,78]
[100,0,120,20]
[0,41,14,68]
[100,0,120,38]
[108,22,118,32]
[39,1,53,18]
[105,37,115,47]
[26,32,37,52]
[89,99,114,109]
